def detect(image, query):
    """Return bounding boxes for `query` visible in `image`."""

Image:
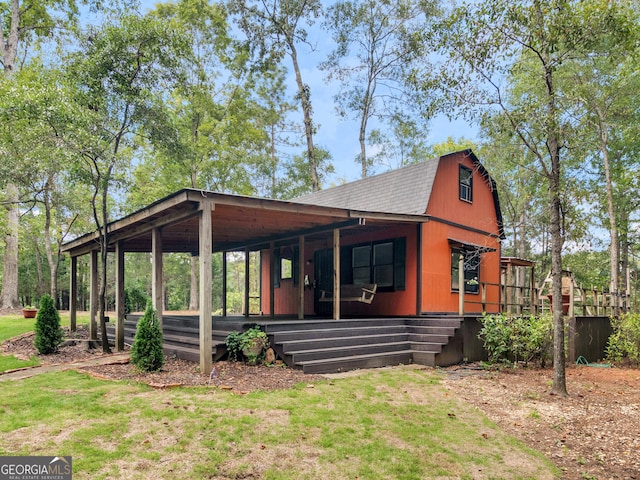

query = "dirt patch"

[3,326,640,479]
[442,364,640,480]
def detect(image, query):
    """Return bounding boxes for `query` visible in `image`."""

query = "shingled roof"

[295,155,440,215]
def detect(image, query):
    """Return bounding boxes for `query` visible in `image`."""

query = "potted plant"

[226,326,269,365]
[22,305,38,318]
[241,326,269,364]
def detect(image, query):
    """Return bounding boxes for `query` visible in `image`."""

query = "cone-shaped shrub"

[130,300,164,372]
[34,295,63,354]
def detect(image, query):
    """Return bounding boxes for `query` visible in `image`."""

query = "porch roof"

[61,188,427,257]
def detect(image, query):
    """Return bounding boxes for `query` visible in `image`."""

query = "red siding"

[421,152,501,313]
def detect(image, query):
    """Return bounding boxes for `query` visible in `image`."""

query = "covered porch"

[62,189,425,375]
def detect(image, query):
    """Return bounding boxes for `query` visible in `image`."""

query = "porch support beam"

[152,228,164,328]
[333,229,340,320]
[89,250,98,340]
[69,256,77,332]
[199,202,213,375]
[244,249,250,317]
[222,252,227,316]
[298,235,305,320]
[269,242,275,317]
[458,253,465,316]
[115,241,125,351]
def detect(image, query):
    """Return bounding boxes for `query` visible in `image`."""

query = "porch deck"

[108,313,479,374]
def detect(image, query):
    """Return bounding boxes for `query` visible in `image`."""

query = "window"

[344,238,406,291]
[280,257,293,280]
[274,246,298,287]
[459,165,473,202]
[352,245,371,285]
[451,249,480,294]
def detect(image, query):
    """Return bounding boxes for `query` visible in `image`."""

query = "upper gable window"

[459,165,473,203]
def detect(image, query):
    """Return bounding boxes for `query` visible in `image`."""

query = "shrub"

[479,313,553,366]
[34,295,64,354]
[130,300,165,372]
[606,313,640,364]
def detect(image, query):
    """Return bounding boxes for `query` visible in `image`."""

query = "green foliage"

[34,295,64,355]
[606,313,640,364]
[225,325,269,364]
[124,286,148,314]
[479,313,553,366]
[130,300,165,372]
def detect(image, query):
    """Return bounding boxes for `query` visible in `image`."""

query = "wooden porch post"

[199,202,213,375]
[298,235,305,320]
[506,263,513,314]
[89,250,98,340]
[115,241,125,352]
[69,256,77,332]
[458,253,465,316]
[152,227,163,328]
[333,229,340,320]
[530,265,537,315]
[222,252,227,317]
[244,249,250,317]
[269,242,275,318]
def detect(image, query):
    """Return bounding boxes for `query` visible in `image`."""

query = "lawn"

[0,314,558,479]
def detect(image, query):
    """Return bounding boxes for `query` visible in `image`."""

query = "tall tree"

[0,0,111,309]
[229,0,323,190]
[322,0,439,178]
[566,36,640,314]
[64,12,188,351]
[424,0,633,396]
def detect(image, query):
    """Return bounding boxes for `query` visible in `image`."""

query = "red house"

[63,149,504,373]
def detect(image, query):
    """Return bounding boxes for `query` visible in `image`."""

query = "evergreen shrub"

[130,300,165,372]
[34,295,64,354]
[479,313,552,366]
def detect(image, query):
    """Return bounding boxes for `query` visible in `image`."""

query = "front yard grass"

[0,367,558,479]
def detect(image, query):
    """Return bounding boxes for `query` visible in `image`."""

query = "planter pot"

[242,338,268,364]
[22,309,38,319]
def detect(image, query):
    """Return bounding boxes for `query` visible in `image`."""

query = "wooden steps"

[265,317,462,374]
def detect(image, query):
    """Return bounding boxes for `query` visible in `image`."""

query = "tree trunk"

[598,124,619,317]
[289,42,319,191]
[0,183,20,309]
[0,2,24,310]
[544,60,568,397]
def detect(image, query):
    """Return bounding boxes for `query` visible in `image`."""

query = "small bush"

[479,313,552,366]
[130,300,164,372]
[34,295,64,354]
[606,313,640,364]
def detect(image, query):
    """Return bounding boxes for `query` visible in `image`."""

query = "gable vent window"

[459,165,473,203]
